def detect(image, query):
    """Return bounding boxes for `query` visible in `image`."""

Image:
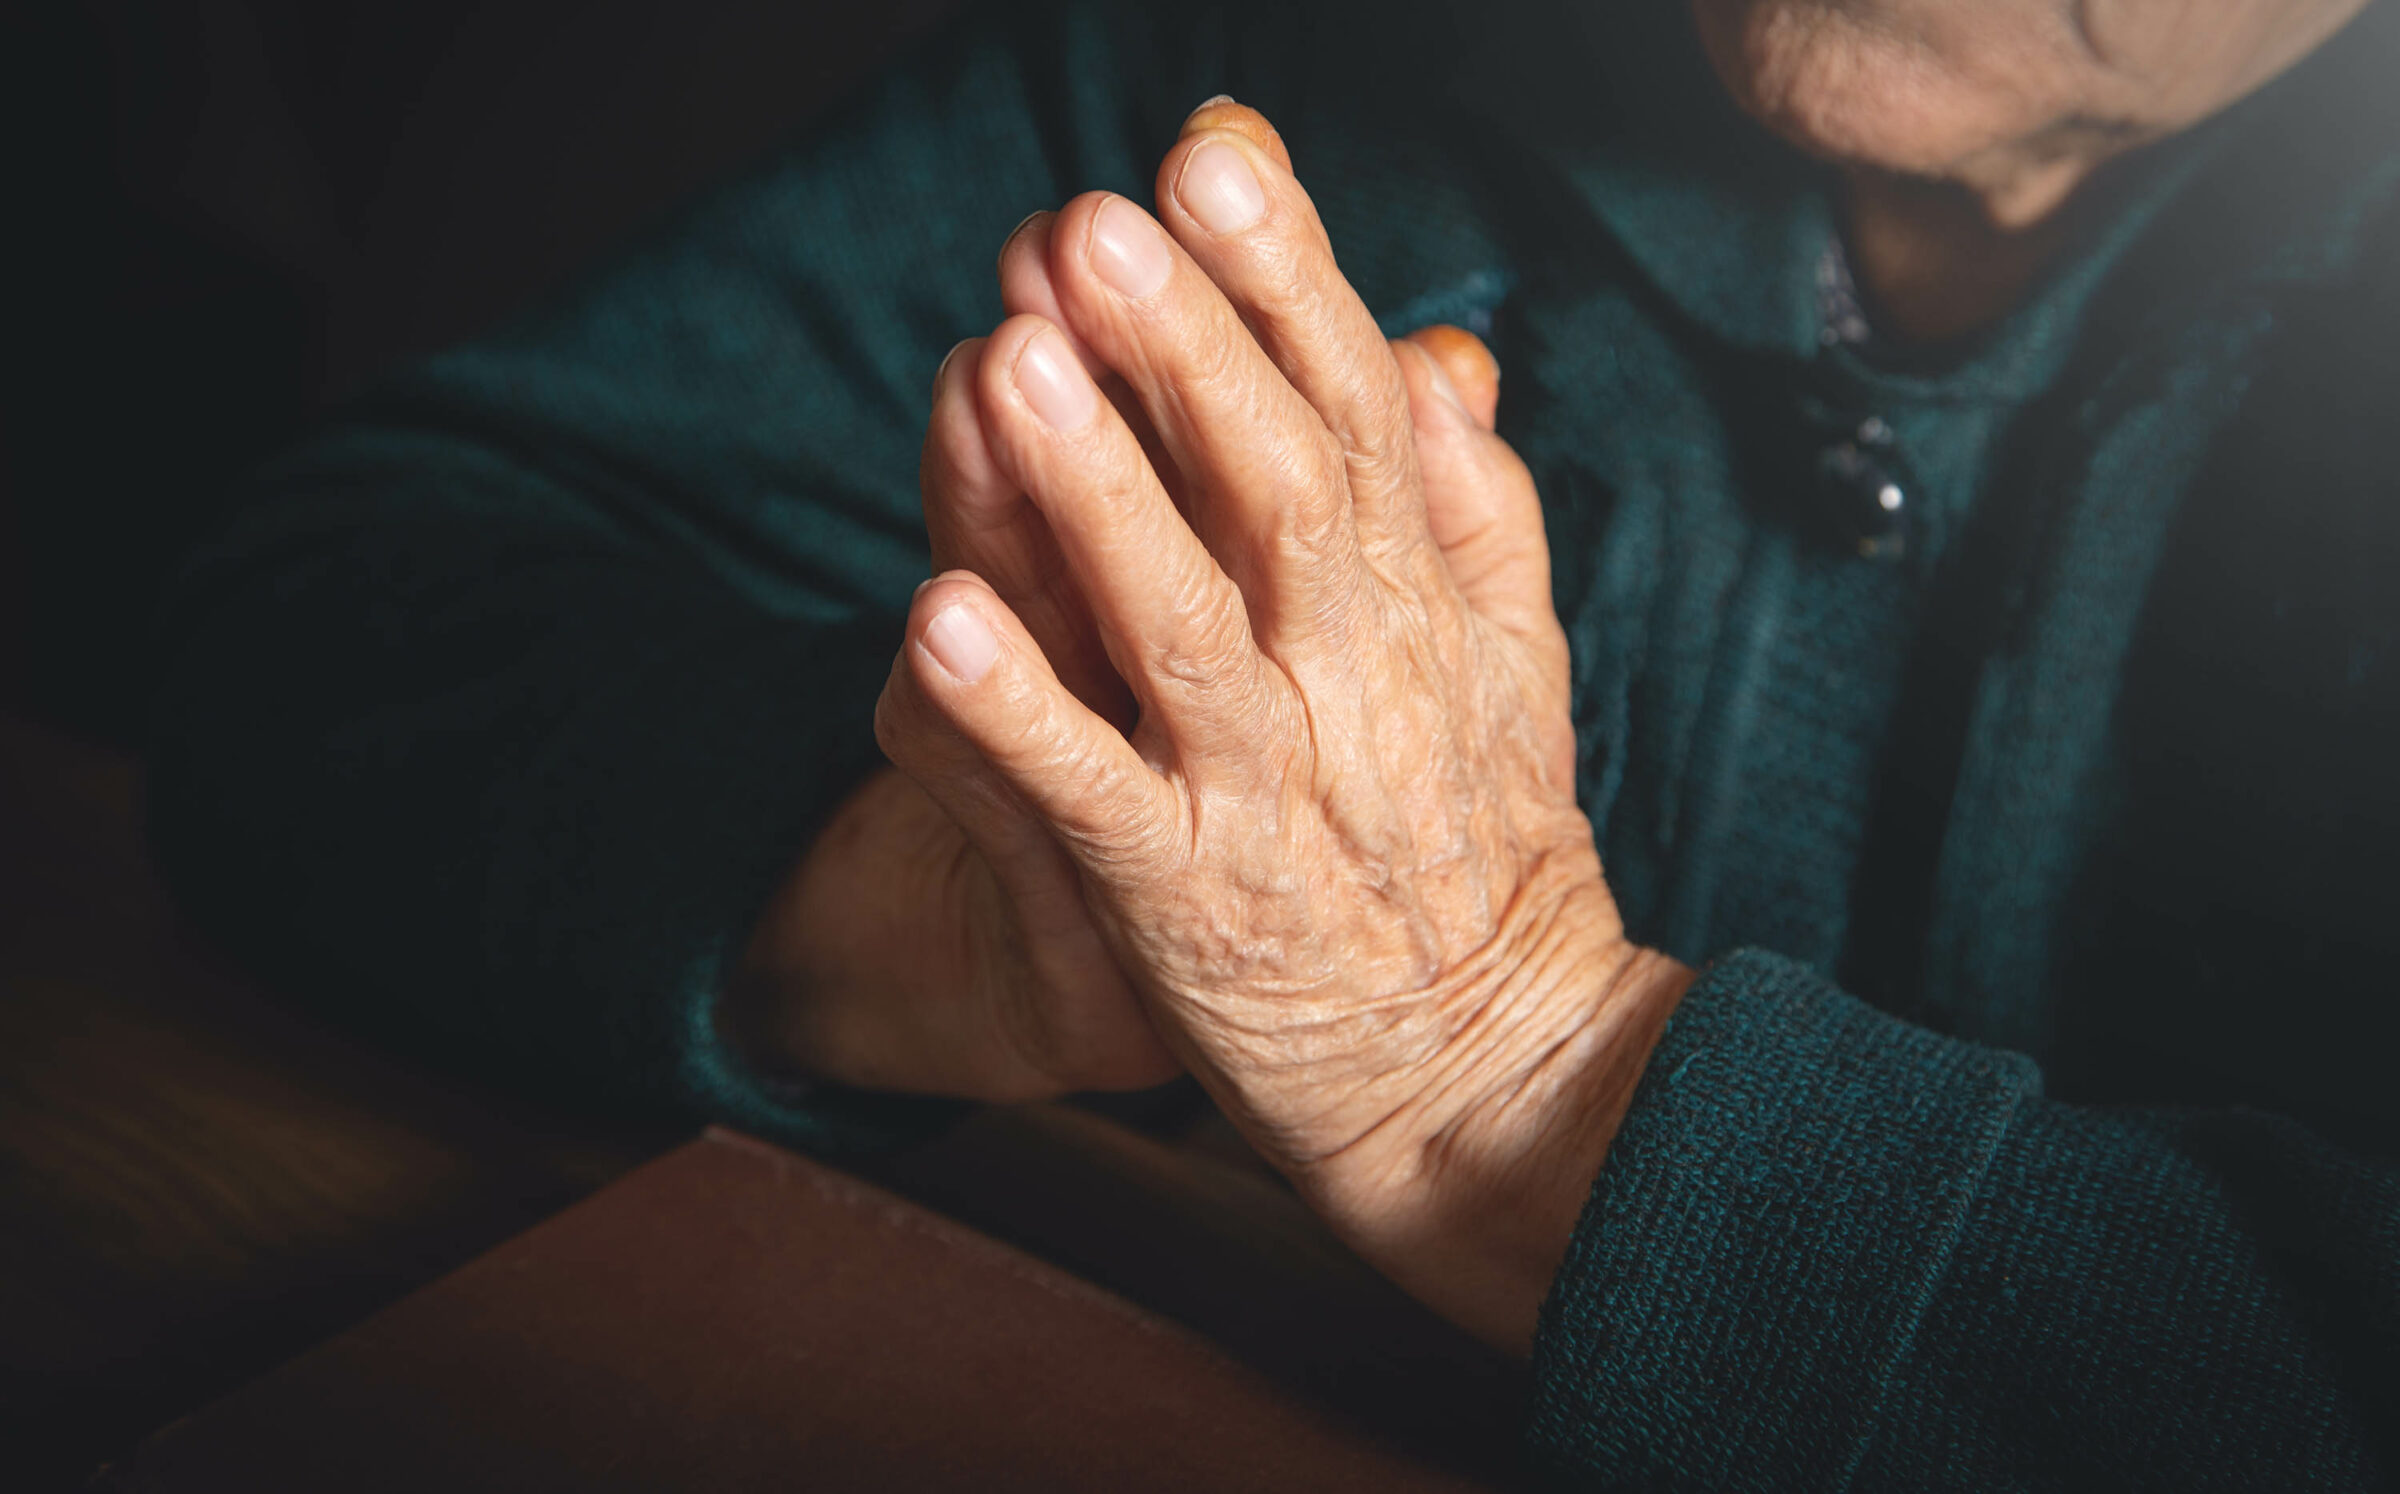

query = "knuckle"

[1335,380,1417,484]
[1298,427,1358,528]
[1083,750,1160,828]
[984,681,1066,767]
[1232,234,1318,324]
[1270,520,1354,598]
[1268,455,1355,554]
[1276,423,1345,500]
[1173,311,1256,403]
[1044,746,1165,862]
[1240,234,1349,341]
[1149,574,1252,688]
[1345,352,1411,426]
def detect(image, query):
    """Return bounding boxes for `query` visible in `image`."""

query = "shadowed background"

[2,4,1527,1486]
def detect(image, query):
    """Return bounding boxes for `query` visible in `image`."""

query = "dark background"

[5,0,960,740]
[1,3,995,1480]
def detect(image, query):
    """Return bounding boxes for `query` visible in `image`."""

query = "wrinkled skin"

[1694,0,2369,222]
[735,101,1688,1348]
[1693,0,2372,336]
[734,0,2365,1352]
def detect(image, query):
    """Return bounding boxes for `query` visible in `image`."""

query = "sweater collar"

[1455,0,2400,399]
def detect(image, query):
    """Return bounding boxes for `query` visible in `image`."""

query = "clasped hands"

[737,101,1691,1350]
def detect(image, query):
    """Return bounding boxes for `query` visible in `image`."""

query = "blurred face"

[1688,0,2369,225]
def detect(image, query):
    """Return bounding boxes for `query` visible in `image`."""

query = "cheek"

[1693,0,2094,171]
[2081,0,2347,124]
[2076,0,2251,74]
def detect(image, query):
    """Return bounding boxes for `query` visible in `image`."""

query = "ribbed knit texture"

[1528,952,2040,1488]
[146,0,2400,1485]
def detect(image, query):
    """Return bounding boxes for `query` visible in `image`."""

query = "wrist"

[1281,864,1693,1352]
[722,767,1000,1096]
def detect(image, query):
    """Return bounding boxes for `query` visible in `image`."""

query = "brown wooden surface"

[0,716,668,1488]
[97,1130,1497,1494]
[0,715,1521,1490]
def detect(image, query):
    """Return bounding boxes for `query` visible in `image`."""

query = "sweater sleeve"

[143,0,1248,1152]
[1525,948,2400,1490]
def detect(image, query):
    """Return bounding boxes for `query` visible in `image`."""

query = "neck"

[1838,166,2091,346]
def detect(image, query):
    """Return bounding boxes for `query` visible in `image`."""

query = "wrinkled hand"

[725,236,1181,1104]
[875,101,1690,1349]
[732,112,1512,1111]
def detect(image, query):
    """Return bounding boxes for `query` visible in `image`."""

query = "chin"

[1683,0,2070,179]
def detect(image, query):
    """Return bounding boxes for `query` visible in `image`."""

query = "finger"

[923,336,1130,724]
[875,652,1144,1027]
[875,652,1182,1097]
[1179,95,1293,175]
[1403,323,1500,432]
[1151,104,1424,549]
[1000,209,1190,514]
[874,646,1069,901]
[1039,187,1366,646]
[817,767,1171,1102]
[998,212,1105,378]
[900,569,1179,864]
[1393,337,1562,655]
[974,313,1275,753]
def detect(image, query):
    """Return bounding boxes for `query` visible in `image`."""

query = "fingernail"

[923,601,1000,684]
[1091,197,1172,299]
[1177,140,1265,235]
[1182,94,1237,127]
[1420,345,1466,414]
[931,339,967,401]
[1014,327,1097,430]
[997,209,1049,276]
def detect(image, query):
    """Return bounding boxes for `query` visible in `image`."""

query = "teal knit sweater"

[149,1,2400,1486]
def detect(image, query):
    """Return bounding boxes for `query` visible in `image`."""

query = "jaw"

[1687,0,2120,229]
[1685,0,2373,231]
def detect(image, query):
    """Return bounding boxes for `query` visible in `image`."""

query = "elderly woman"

[151,0,2397,1484]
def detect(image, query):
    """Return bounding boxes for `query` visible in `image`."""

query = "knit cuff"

[482,609,967,1156]
[676,931,971,1157]
[1524,948,2040,1489]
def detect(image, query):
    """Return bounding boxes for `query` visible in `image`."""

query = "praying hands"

[736,101,1692,1352]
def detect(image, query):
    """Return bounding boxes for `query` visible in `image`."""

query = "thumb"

[1392,332,1558,656]
[1403,323,1500,431]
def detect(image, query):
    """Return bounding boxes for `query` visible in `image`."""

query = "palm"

[762,764,1173,1101]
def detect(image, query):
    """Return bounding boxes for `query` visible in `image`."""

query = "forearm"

[147,454,908,1137]
[148,0,1201,1140]
[1525,950,2400,1490]
[1264,867,1693,1354]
